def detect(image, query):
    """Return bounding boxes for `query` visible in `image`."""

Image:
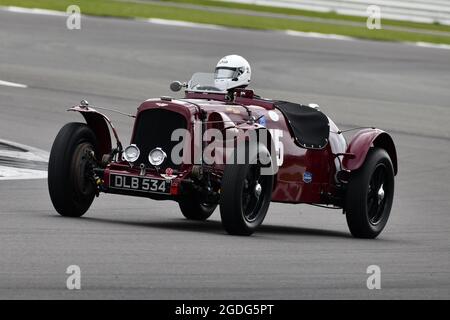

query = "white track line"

[284,30,450,50]
[413,41,450,50]
[285,29,355,41]
[144,18,226,30]
[0,80,27,88]
[3,6,66,16]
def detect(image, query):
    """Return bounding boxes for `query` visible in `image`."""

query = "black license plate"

[109,174,170,194]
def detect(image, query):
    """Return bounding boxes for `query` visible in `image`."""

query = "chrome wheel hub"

[377,184,385,204]
[254,183,262,198]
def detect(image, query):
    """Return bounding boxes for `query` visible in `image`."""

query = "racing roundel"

[303,171,313,184]
[268,110,279,122]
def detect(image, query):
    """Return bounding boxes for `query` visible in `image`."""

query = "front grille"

[132,108,187,170]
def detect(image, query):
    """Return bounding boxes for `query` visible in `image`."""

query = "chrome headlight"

[122,144,140,163]
[148,147,166,166]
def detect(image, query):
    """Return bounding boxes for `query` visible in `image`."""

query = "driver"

[214,55,251,92]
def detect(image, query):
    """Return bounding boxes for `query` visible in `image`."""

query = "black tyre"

[48,122,97,217]
[179,195,217,221]
[219,143,274,236]
[345,148,395,239]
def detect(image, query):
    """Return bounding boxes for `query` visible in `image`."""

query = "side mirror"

[170,81,185,92]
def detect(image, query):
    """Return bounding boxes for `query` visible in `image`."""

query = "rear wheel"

[345,148,395,238]
[48,122,97,217]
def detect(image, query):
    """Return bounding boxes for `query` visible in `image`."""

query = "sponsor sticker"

[303,171,313,183]
[258,115,266,126]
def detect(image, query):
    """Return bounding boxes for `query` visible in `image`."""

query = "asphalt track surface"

[0,10,449,299]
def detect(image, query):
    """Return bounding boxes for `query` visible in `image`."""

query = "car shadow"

[81,216,352,239]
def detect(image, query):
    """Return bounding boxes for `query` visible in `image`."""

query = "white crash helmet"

[214,55,251,91]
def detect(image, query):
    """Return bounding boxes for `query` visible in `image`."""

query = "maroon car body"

[71,90,396,204]
[49,81,397,238]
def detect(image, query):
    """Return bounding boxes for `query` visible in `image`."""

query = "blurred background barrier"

[1,0,449,44]
[218,0,450,24]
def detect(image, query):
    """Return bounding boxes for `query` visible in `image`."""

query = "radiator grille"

[132,108,187,170]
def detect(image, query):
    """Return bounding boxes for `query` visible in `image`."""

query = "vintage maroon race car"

[48,72,397,238]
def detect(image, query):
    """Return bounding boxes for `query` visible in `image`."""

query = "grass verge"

[1,0,449,44]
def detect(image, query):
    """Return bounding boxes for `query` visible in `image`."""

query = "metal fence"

[218,0,450,24]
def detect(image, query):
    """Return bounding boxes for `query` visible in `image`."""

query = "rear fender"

[343,128,397,175]
[68,106,122,157]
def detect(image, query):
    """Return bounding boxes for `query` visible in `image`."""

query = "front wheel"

[48,122,97,217]
[219,143,274,236]
[345,148,395,239]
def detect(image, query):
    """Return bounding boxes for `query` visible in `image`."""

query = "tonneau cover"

[274,101,329,149]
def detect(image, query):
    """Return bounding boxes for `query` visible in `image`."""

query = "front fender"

[343,128,397,175]
[235,123,279,175]
[68,106,122,157]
